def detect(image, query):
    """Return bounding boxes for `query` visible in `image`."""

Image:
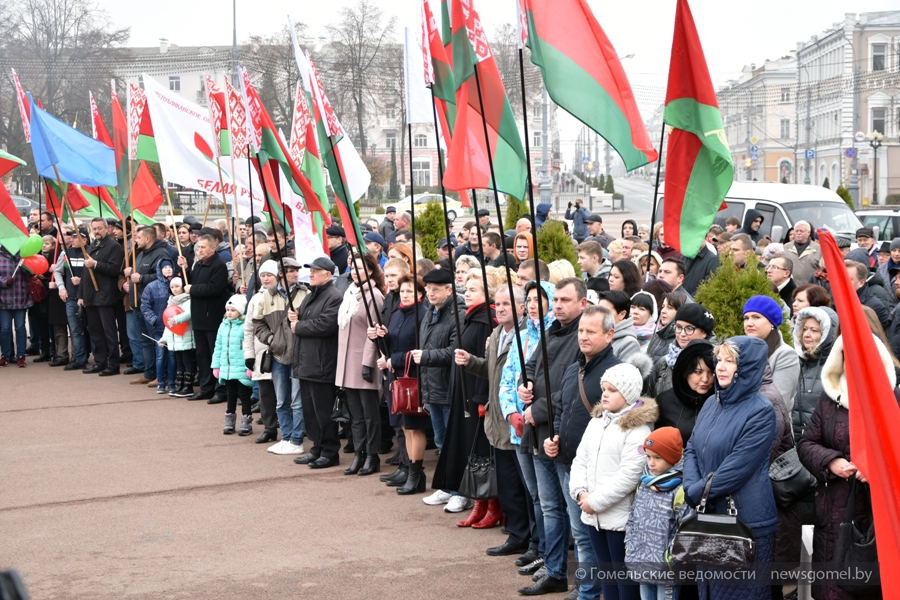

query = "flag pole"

[406,124,419,348]
[428,88,468,412]
[43,177,72,278]
[252,150,290,288]
[469,66,529,404]
[214,156,236,264]
[129,209,139,304]
[517,47,553,429]
[52,167,98,291]
[163,184,188,285]
[244,146,258,293]
[646,120,667,278]
[125,155,139,304]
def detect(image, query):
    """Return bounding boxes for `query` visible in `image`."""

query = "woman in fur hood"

[570,362,657,600]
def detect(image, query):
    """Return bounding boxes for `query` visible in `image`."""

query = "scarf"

[665,343,683,369]
[338,282,362,329]
[640,469,683,491]
[635,321,656,346]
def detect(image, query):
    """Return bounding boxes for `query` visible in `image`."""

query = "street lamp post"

[868,131,883,205]
[539,85,551,206]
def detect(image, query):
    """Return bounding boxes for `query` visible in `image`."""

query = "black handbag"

[457,417,498,500]
[833,477,880,593]
[670,472,756,567]
[259,349,273,374]
[331,387,350,424]
[769,447,817,508]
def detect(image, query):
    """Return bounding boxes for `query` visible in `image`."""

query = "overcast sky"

[100,0,897,168]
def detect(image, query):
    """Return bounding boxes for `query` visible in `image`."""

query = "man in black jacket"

[515,277,587,595]
[543,304,620,599]
[125,226,171,384]
[326,225,350,276]
[290,256,344,469]
[78,218,125,376]
[179,234,230,401]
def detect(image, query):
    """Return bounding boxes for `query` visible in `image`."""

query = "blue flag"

[28,94,117,187]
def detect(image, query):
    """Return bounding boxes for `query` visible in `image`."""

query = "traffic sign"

[845,147,857,159]
[582,156,590,165]
[750,153,759,162]
[855,131,866,142]
[750,137,758,144]
[750,145,759,152]
[805,149,815,159]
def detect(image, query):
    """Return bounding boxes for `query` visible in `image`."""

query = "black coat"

[134,239,172,305]
[381,289,401,329]
[188,253,231,331]
[554,345,621,468]
[432,302,495,492]
[418,297,463,406]
[78,234,124,307]
[387,300,426,375]
[523,314,582,458]
[682,243,720,296]
[737,208,764,243]
[646,321,675,363]
[330,243,350,275]
[291,279,343,383]
[857,282,891,330]
[778,278,798,316]
[655,340,715,445]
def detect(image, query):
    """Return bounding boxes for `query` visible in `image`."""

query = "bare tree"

[241,24,307,131]
[490,22,543,121]
[326,0,397,152]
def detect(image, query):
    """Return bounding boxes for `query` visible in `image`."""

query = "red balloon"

[163,305,188,336]
[22,254,49,276]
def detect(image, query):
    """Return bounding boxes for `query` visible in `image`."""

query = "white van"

[653,182,863,243]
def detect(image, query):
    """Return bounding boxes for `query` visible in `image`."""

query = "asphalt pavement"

[0,364,564,599]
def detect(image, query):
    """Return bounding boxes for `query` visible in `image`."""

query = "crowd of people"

[0,203,893,600]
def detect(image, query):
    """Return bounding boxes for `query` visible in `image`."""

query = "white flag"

[404,27,433,126]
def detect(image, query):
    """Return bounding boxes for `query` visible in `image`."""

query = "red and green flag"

[662,0,733,258]
[422,0,455,144]
[44,179,91,221]
[0,151,29,254]
[205,77,231,158]
[129,161,164,215]
[87,89,124,219]
[128,84,158,163]
[442,0,528,201]
[525,0,658,171]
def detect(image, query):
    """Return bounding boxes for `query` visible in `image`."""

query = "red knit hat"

[640,427,683,465]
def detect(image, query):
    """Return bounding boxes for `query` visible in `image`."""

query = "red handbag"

[27,275,48,303]
[390,353,426,415]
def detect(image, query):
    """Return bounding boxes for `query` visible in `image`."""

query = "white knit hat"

[169,277,183,290]
[600,363,644,405]
[226,294,248,316]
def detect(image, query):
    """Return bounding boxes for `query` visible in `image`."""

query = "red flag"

[819,229,900,586]
[129,161,163,214]
[89,92,113,147]
[12,69,30,142]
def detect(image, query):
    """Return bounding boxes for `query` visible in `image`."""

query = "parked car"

[856,208,900,242]
[410,193,463,222]
[11,195,39,217]
[654,182,863,244]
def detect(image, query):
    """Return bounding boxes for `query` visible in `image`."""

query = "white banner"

[404,27,434,125]
[282,168,327,265]
[142,74,264,218]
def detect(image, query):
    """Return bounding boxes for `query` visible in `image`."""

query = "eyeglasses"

[766,265,787,271]
[674,324,697,335]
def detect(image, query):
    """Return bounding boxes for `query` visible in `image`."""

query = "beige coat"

[335,286,383,390]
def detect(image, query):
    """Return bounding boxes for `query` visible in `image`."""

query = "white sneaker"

[274,441,305,455]
[267,440,287,454]
[423,490,453,506]
[444,495,473,513]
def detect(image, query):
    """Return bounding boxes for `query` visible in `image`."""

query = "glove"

[245,358,255,370]
[477,404,486,418]
[246,369,254,379]
[362,366,373,383]
[213,368,220,379]
[567,201,573,209]
[509,413,525,438]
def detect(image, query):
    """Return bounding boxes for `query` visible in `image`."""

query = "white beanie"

[258,260,279,277]
[600,363,644,405]
[169,277,183,290]
[226,294,248,316]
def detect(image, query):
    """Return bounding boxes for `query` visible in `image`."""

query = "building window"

[414,134,428,148]
[386,105,396,119]
[138,75,145,90]
[780,88,791,103]
[533,104,541,118]
[778,160,793,183]
[412,158,431,187]
[873,108,885,135]
[872,44,886,72]
[533,131,542,147]
[169,76,180,91]
[385,132,397,149]
[780,118,791,139]
[199,75,206,91]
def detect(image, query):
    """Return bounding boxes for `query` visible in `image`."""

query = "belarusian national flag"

[205,77,230,157]
[87,88,125,219]
[128,83,157,163]
[526,0,658,171]
[0,148,26,178]
[11,69,30,143]
[442,0,528,201]
[0,155,29,254]
[44,179,91,220]
[110,82,133,210]
[422,0,455,143]
[662,0,733,258]
[130,161,164,215]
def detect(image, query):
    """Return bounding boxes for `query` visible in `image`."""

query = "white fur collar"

[821,335,897,409]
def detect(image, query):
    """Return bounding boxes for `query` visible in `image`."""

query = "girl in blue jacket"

[211,294,253,436]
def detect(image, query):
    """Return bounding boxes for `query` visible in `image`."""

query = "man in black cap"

[364,231,388,267]
[326,225,350,275]
[290,256,344,469]
[855,227,877,269]
[379,206,397,240]
[437,237,456,262]
[477,208,491,230]
[78,218,125,376]
[585,213,615,248]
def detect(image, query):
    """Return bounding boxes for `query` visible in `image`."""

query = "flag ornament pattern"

[309,61,344,139]
[662,0,733,258]
[525,0,658,172]
[240,69,263,151]
[12,69,30,143]
[225,78,249,160]
[128,83,147,161]
[422,0,456,144]
[205,77,229,157]
[289,82,309,168]
[420,3,435,86]
[516,0,528,49]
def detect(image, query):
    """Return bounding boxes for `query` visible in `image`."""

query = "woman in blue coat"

[683,336,777,600]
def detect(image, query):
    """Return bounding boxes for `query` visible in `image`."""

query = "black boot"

[397,460,425,495]
[169,372,184,397]
[386,448,402,466]
[383,465,409,486]
[343,452,365,475]
[176,373,195,398]
[358,453,380,476]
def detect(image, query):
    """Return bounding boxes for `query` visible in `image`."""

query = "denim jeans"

[640,584,679,600]
[587,528,640,600]
[125,310,146,372]
[558,464,602,599]
[428,404,451,450]
[134,310,157,379]
[0,309,27,359]
[64,299,88,365]
[517,451,546,557]
[533,456,570,580]
[155,343,176,391]
[272,361,305,444]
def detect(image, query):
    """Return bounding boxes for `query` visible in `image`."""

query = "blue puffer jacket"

[211,316,252,386]
[141,258,175,337]
[535,202,552,229]
[682,336,778,537]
